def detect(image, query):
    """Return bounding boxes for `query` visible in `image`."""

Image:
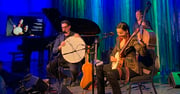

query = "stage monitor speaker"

[168,72,180,88]
[16,74,48,94]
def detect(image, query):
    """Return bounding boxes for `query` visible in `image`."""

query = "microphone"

[103,32,114,36]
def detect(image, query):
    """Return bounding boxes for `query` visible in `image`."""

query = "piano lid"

[42,8,101,35]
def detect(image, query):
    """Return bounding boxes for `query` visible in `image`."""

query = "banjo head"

[61,36,86,63]
[13,27,23,35]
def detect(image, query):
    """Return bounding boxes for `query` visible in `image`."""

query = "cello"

[80,46,93,90]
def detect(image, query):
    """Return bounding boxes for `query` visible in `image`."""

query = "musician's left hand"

[142,21,146,27]
[142,21,150,29]
[74,33,80,37]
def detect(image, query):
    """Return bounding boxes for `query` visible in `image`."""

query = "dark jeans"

[46,55,80,82]
[96,64,121,94]
[96,64,139,94]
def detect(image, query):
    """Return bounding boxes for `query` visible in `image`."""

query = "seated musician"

[46,20,81,87]
[96,22,154,94]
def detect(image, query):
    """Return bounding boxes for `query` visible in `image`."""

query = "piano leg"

[23,51,32,72]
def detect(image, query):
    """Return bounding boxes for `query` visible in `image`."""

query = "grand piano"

[16,8,101,72]
[42,8,100,45]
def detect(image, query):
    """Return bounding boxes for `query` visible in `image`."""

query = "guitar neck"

[85,53,89,63]
[85,45,90,63]
[119,30,139,55]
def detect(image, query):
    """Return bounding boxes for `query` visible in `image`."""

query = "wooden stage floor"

[66,78,180,94]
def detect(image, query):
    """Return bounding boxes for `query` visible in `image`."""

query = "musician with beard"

[46,20,81,87]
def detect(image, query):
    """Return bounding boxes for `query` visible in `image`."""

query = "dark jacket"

[110,36,147,73]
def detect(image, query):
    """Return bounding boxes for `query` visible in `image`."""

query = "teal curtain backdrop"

[53,0,180,75]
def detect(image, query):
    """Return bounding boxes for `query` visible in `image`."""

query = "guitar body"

[80,61,92,90]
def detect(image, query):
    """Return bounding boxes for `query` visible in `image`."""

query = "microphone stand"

[91,34,113,94]
[92,38,98,94]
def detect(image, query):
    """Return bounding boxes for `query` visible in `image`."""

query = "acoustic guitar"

[13,19,24,35]
[80,46,93,90]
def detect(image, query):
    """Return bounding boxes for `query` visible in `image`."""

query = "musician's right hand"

[137,32,141,40]
[61,41,66,46]
[110,56,117,62]
[74,33,80,37]
[58,41,66,50]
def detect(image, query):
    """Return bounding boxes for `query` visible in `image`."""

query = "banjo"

[13,19,24,35]
[61,36,86,63]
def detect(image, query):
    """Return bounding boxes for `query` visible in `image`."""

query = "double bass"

[139,1,156,49]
